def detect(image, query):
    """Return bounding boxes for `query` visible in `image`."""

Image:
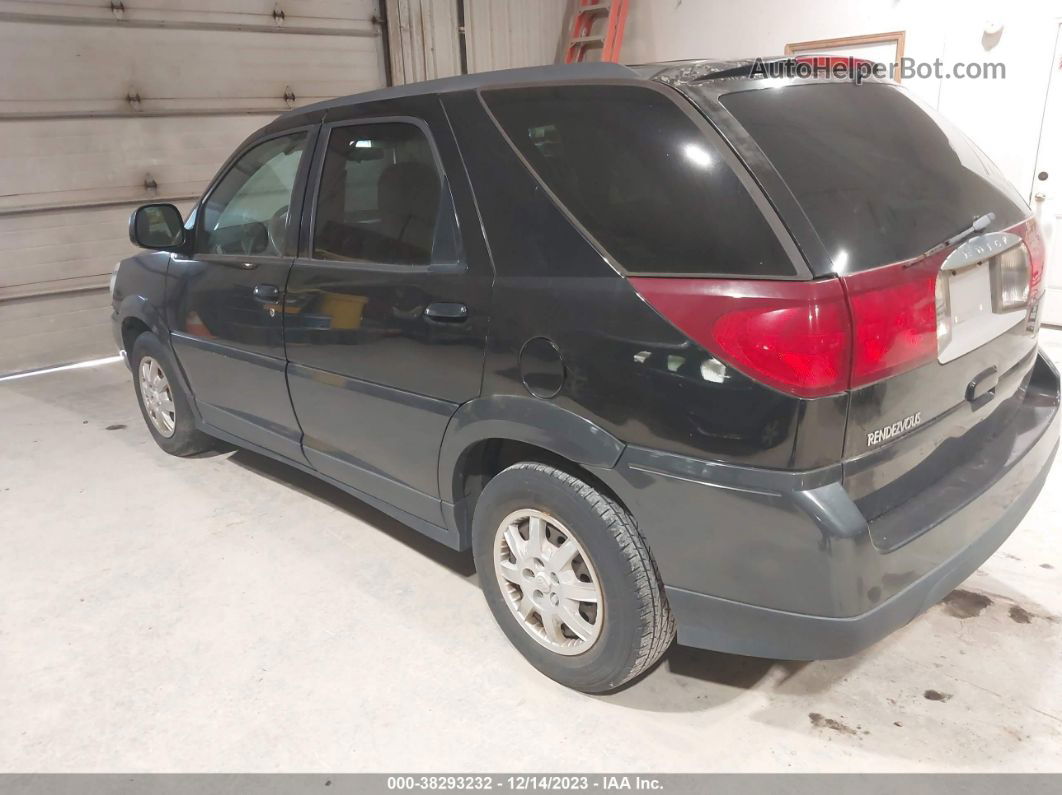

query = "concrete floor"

[2,331,1062,773]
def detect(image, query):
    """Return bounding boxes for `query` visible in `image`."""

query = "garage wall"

[0,0,386,375]
[385,0,463,83]
[384,0,567,84]
[464,0,568,73]
[620,0,1061,204]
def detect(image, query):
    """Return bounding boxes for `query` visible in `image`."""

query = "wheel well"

[454,438,629,535]
[121,317,150,354]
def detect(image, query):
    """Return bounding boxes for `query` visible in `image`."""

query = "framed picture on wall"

[785,31,906,81]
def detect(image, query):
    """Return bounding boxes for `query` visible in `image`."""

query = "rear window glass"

[720,83,1029,273]
[481,85,795,277]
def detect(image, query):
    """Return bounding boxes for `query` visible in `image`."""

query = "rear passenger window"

[482,85,795,277]
[313,123,441,265]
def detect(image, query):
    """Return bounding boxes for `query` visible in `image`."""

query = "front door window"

[200,132,308,256]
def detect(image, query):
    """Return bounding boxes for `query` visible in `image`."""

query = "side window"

[313,122,441,265]
[200,132,307,256]
[482,85,795,277]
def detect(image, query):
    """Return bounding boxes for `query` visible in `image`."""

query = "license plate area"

[937,233,1028,364]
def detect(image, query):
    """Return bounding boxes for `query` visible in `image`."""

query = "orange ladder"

[563,0,630,63]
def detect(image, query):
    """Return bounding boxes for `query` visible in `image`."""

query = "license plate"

[937,234,1027,364]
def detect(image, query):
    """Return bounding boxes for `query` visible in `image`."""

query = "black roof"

[261,57,826,133]
[292,61,641,116]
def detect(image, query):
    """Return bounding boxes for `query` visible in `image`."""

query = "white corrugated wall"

[464,0,568,73]
[385,0,568,84]
[385,0,463,83]
[0,0,386,374]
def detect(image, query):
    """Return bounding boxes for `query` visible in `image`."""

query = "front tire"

[130,332,214,457]
[473,462,675,692]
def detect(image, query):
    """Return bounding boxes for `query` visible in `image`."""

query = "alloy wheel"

[493,508,604,655]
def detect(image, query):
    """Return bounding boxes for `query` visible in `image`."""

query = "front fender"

[113,250,171,345]
[116,293,165,343]
[437,394,625,503]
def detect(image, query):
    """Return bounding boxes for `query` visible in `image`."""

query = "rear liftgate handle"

[967,366,999,410]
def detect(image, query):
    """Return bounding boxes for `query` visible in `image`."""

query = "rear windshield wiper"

[905,212,995,267]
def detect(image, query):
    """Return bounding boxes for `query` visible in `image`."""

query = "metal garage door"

[0,0,385,375]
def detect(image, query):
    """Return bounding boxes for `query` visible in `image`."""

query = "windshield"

[718,82,1029,274]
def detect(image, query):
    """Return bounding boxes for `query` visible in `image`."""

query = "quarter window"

[482,85,794,277]
[200,132,307,256]
[313,123,442,265]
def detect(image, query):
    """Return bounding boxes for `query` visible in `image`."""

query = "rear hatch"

[678,77,1047,546]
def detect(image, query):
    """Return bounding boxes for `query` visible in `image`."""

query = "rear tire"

[130,332,214,457]
[472,462,675,692]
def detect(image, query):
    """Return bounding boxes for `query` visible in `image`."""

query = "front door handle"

[253,283,280,302]
[424,302,468,322]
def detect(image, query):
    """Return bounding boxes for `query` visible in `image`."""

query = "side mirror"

[129,203,185,250]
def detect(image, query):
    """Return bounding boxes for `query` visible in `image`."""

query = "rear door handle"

[424,302,468,322]
[253,283,280,302]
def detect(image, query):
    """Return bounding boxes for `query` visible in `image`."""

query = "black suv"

[113,60,1060,692]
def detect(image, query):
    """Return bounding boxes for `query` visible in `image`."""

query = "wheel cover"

[493,508,604,656]
[138,356,176,438]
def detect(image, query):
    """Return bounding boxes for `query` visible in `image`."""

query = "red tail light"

[629,277,851,398]
[631,263,939,398]
[631,218,1041,399]
[1020,216,1047,302]
[841,259,938,386]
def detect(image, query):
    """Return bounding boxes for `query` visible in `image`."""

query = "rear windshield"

[481,84,795,277]
[720,83,1029,273]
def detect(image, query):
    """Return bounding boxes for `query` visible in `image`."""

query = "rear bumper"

[665,432,1054,659]
[600,351,1060,660]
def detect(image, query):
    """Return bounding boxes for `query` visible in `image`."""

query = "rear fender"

[438,395,625,529]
